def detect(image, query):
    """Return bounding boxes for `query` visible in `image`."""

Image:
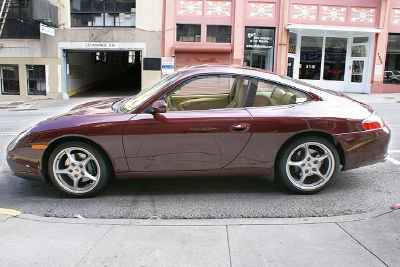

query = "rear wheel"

[276,136,340,194]
[48,142,110,197]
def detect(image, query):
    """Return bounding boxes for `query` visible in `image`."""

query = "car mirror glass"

[151,100,167,113]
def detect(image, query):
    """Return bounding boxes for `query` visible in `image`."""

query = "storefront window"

[385,34,400,84]
[299,36,323,80]
[288,32,297,54]
[244,27,275,71]
[323,37,347,81]
[287,58,294,78]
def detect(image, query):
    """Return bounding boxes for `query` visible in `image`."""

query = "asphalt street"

[0,93,399,220]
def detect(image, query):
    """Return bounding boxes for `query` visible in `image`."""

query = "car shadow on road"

[101,177,292,196]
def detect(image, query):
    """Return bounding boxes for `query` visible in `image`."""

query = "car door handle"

[230,123,250,132]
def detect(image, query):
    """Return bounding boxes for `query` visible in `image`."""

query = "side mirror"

[152,100,167,113]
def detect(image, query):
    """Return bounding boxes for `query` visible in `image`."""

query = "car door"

[122,75,254,172]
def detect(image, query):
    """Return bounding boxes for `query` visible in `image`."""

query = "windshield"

[120,71,181,112]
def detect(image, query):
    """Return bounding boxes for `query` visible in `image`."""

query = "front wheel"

[48,142,110,197]
[276,136,340,194]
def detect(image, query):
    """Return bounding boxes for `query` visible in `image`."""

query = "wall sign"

[245,29,273,50]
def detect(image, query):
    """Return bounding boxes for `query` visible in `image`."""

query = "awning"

[286,24,381,35]
[30,0,58,27]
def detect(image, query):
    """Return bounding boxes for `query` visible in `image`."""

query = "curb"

[1,208,396,226]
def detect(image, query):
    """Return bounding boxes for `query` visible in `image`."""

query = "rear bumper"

[335,126,391,171]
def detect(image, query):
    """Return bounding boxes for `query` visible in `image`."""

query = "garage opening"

[65,50,142,98]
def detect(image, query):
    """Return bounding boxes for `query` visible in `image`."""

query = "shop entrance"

[287,27,378,93]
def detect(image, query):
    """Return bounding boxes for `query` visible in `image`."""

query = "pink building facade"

[163,0,400,94]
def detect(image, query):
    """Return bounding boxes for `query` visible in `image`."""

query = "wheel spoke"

[316,153,330,161]
[54,169,71,175]
[297,172,307,186]
[82,170,99,182]
[288,160,304,167]
[65,148,79,165]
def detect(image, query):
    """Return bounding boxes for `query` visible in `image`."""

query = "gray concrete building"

[0,0,162,101]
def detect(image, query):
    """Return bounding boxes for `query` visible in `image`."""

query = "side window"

[165,75,249,111]
[251,80,311,107]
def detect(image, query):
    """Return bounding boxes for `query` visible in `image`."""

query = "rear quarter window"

[251,79,312,107]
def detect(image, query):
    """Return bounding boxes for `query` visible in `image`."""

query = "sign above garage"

[81,43,120,49]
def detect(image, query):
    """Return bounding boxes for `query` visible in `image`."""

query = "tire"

[48,141,110,197]
[276,136,340,194]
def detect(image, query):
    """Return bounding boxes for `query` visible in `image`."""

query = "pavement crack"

[75,225,115,267]
[226,226,233,267]
[336,223,389,267]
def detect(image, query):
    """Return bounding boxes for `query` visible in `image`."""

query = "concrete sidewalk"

[0,208,399,266]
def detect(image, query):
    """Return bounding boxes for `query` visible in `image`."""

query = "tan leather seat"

[270,88,296,105]
[227,79,247,108]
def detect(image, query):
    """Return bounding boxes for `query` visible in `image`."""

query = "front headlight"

[7,125,35,151]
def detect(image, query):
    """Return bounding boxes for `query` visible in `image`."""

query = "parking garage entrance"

[63,49,142,98]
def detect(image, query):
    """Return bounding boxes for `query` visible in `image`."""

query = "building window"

[1,65,19,95]
[244,27,275,71]
[176,24,201,42]
[70,0,136,27]
[0,0,40,39]
[385,34,400,84]
[27,65,46,95]
[94,52,107,63]
[206,25,231,43]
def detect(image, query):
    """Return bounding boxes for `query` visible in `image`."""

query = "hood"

[30,97,132,133]
[69,97,123,113]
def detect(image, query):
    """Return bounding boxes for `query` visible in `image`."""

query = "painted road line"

[0,132,19,136]
[0,208,21,216]
[387,156,400,165]
[0,120,27,123]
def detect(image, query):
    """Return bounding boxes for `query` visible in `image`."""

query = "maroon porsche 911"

[6,65,390,197]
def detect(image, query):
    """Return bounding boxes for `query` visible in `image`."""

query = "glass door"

[346,37,369,93]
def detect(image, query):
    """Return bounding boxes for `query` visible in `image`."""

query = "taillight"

[362,113,385,130]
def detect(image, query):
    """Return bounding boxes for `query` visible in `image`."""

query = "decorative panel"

[292,5,317,20]
[248,2,275,18]
[321,6,346,22]
[393,9,400,24]
[178,1,203,15]
[350,8,375,23]
[206,1,231,16]
[175,53,230,69]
